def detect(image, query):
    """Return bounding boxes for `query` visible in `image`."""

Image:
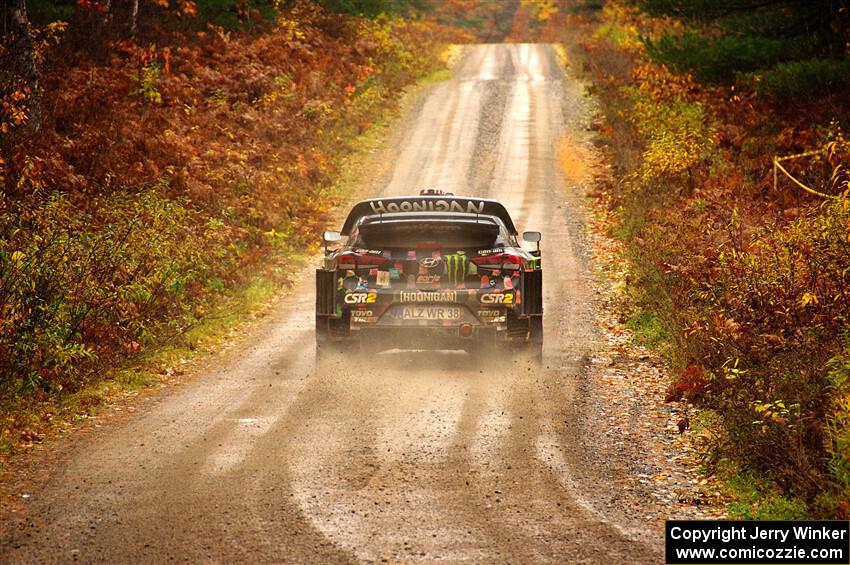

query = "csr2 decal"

[315,191,544,358]
[344,292,377,304]
[479,292,514,304]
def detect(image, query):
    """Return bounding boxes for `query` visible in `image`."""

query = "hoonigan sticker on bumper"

[398,290,458,303]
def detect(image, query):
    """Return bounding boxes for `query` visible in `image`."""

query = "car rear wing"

[340,196,518,236]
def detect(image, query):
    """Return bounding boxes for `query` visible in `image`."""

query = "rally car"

[315,191,543,358]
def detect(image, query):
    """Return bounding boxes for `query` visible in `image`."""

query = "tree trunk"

[130,0,139,36]
[9,0,41,133]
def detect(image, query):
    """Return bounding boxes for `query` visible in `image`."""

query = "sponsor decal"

[477,248,505,256]
[369,199,486,215]
[480,292,513,304]
[477,310,503,318]
[376,270,390,287]
[344,292,377,304]
[419,257,442,269]
[351,310,376,323]
[416,275,441,284]
[354,248,384,255]
[398,290,458,303]
[444,253,469,285]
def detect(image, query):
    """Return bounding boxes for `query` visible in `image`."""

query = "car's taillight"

[337,253,389,269]
[472,251,523,271]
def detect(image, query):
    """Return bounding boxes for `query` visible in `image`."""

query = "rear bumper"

[350,302,498,327]
[345,325,499,350]
[316,269,542,318]
[334,319,534,346]
[328,288,520,324]
[316,269,542,351]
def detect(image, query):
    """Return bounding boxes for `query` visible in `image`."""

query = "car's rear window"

[356,221,500,248]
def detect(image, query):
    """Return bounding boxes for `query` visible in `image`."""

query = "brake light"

[337,253,389,269]
[472,252,523,271]
[420,188,454,196]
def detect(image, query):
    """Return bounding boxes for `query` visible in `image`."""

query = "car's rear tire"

[506,312,543,363]
[528,316,543,363]
[315,312,353,363]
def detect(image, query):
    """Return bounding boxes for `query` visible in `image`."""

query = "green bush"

[318,0,427,18]
[751,59,850,100]
[644,32,796,84]
[624,87,716,181]
[0,189,240,395]
[694,201,850,499]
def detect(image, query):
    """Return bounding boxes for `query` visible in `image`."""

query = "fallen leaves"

[585,180,726,519]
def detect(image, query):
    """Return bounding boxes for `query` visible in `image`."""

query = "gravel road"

[1,44,666,564]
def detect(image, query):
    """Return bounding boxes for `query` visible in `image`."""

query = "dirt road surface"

[2,44,667,564]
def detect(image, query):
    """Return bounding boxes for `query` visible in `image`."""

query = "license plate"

[401,306,463,320]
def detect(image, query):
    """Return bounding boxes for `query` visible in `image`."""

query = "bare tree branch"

[9,0,41,132]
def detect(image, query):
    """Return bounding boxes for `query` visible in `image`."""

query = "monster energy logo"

[444,253,469,285]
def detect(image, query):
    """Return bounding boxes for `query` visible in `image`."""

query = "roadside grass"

[723,466,810,520]
[0,67,452,477]
[112,272,294,391]
[626,310,666,349]
[607,184,689,367]
[418,45,460,85]
[689,407,809,519]
[424,68,452,83]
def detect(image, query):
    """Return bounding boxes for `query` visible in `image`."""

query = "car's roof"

[341,196,518,235]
